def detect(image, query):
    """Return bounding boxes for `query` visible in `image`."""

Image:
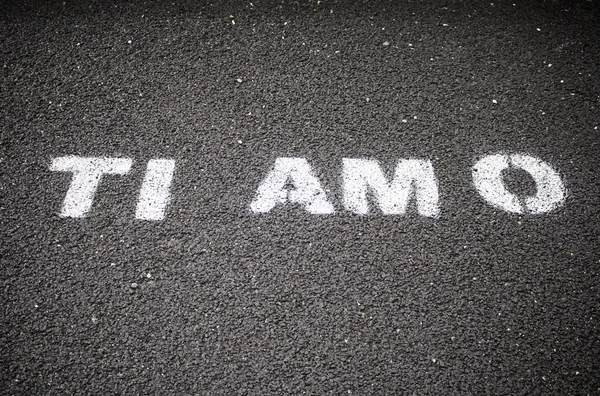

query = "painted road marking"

[49,153,566,219]
[472,153,566,214]
[135,159,176,221]
[250,157,335,214]
[342,158,439,217]
[49,156,132,218]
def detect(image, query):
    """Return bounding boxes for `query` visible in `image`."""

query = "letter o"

[472,153,566,214]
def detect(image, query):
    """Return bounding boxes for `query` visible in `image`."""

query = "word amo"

[49,153,566,220]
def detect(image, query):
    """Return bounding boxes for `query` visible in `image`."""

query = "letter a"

[250,158,334,214]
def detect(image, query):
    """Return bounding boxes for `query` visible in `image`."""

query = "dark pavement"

[1,1,599,394]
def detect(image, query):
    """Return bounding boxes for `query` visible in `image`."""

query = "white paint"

[342,158,439,217]
[250,157,334,214]
[136,159,176,221]
[472,153,566,214]
[511,154,566,213]
[50,156,132,218]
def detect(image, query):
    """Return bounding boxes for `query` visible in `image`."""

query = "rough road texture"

[1,1,599,394]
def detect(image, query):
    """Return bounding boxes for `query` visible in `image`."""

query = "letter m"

[342,158,439,217]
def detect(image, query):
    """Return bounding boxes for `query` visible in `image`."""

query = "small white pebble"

[236,78,242,83]
[237,140,243,144]
[536,28,541,31]
[492,99,498,104]
[127,40,132,44]
[442,23,448,27]
[548,64,552,67]
[383,41,390,47]
[402,119,407,123]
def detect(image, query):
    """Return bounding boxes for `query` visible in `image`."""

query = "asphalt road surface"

[2,1,599,394]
